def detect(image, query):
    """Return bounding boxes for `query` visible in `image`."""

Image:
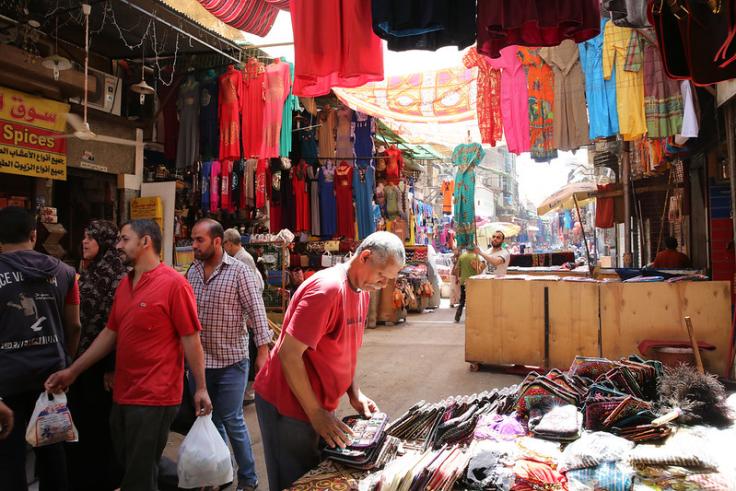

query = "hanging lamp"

[42,18,71,80]
[130,46,154,104]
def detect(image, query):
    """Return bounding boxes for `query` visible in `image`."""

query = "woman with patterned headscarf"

[67,220,127,490]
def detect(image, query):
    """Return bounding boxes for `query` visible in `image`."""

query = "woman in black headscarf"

[67,220,127,491]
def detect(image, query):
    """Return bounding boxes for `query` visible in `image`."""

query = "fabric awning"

[536,182,598,216]
[333,66,477,124]
[195,0,287,37]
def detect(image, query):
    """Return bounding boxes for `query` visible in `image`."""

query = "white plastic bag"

[177,414,233,489]
[25,391,78,447]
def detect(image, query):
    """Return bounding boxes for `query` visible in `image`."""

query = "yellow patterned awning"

[333,66,477,124]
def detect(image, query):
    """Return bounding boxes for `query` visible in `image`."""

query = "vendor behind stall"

[253,232,405,491]
[476,231,511,276]
[651,237,691,269]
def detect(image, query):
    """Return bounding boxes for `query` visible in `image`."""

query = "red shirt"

[107,263,201,406]
[652,249,691,269]
[254,265,369,421]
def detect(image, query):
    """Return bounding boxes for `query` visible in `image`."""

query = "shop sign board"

[131,196,163,229]
[0,86,69,180]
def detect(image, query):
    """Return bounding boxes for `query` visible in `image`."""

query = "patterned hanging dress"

[452,143,486,248]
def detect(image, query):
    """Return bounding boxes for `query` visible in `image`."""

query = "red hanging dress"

[385,146,404,185]
[242,58,266,159]
[290,0,384,97]
[463,48,503,146]
[292,160,311,232]
[255,158,268,209]
[218,65,243,160]
[334,161,356,238]
[220,159,234,212]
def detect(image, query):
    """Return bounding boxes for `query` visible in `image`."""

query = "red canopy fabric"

[197,0,284,36]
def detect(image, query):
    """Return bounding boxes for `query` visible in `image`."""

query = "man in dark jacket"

[0,206,81,490]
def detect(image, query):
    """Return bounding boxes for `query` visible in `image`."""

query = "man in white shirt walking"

[476,231,511,277]
[224,228,264,292]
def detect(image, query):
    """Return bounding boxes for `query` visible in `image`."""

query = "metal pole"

[574,195,594,274]
[622,141,633,267]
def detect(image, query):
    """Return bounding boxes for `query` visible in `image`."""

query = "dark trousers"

[0,390,68,491]
[109,403,178,491]
[455,285,467,321]
[66,362,122,491]
[255,395,320,491]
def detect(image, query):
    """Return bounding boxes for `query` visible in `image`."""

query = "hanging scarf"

[77,221,128,357]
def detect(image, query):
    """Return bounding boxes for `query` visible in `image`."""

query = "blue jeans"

[191,358,258,487]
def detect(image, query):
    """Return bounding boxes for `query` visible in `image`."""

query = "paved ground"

[163,301,522,490]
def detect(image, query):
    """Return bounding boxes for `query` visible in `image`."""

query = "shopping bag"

[25,391,78,447]
[321,251,332,268]
[177,414,233,488]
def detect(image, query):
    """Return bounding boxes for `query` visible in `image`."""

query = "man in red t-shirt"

[47,220,211,491]
[652,236,691,269]
[254,231,405,491]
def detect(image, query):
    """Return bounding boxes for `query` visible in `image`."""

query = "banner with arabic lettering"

[0,86,68,181]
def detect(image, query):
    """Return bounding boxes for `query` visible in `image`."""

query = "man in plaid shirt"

[187,218,271,491]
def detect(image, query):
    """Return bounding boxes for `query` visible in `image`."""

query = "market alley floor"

[166,302,523,490]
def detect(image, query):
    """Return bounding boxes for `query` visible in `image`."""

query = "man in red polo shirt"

[254,231,405,491]
[46,220,211,491]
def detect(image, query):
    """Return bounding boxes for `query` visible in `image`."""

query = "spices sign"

[0,86,69,180]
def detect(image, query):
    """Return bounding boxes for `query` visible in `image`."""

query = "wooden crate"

[600,281,732,375]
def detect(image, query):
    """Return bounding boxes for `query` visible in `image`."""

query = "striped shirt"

[187,252,271,368]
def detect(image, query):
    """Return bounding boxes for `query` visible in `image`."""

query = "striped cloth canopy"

[197,0,288,37]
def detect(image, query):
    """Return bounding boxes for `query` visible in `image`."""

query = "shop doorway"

[54,168,117,265]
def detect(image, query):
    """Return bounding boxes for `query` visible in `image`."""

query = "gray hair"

[355,231,406,266]
[223,227,242,245]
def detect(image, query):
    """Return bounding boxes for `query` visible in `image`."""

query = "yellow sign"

[0,86,69,180]
[131,196,163,228]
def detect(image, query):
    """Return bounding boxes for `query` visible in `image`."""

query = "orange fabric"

[518,47,557,162]
[463,47,503,146]
[441,181,454,213]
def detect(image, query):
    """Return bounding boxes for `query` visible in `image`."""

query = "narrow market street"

[165,304,523,490]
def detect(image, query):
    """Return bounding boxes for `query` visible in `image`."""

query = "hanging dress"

[353,161,376,240]
[220,159,233,213]
[255,158,268,209]
[280,163,296,232]
[218,66,242,160]
[452,143,486,248]
[539,40,590,151]
[201,160,212,211]
[335,107,354,160]
[334,161,356,239]
[463,48,503,147]
[292,160,311,233]
[317,106,337,159]
[268,159,283,232]
[353,112,374,164]
[307,163,321,236]
[488,46,530,155]
[290,0,384,97]
[385,146,403,185]
[298,113,319,164]
[280,60,297,157]
[210,160,221,212]
[371,0,476,51]
[578,18,619,139]
[318,161,338,238]
[199,74,219,161]
[477,0,601,59]
[518,47,557,162]
[176,78,200,170]
[603,22,646,141]
[260,60,292,159]
[242,58,266,159]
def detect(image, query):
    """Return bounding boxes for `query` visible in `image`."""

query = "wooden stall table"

[465,276,732,375]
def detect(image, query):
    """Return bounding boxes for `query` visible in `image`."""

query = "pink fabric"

[260,61,292,158]
[487,46,531,155]
[210,160,221,212]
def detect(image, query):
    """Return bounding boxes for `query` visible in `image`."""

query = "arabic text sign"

[0,87,68,180]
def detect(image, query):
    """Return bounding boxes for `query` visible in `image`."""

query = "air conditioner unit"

[69,66,122,116]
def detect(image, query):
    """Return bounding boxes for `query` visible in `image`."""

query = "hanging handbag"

[324,240,340,253]
[321,251,333,268]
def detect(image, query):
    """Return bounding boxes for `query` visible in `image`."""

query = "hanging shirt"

[675,81,700,144]
[385,146,404,184]
[579,18,619,139]
[210,160,222,212]
[603,22,646,141]
[201,160,212,211]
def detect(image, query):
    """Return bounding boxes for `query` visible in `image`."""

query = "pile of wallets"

[323,413,400,470]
